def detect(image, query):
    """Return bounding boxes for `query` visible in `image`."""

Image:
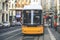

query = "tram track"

[2,27,52,40]
[4,28,45,40]
[3,28,45,40]
[34,35,44,40]
[19,34,44,40]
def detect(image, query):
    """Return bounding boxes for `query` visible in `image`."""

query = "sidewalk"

[49,28,60,40]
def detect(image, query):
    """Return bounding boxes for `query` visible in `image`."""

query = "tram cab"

[22,4,44,34]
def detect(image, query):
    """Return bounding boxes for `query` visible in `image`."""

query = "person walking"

[54,21,57,31]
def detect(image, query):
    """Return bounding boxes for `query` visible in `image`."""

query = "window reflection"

[33,10,41,25]
[23,10,42,25]
[23,10,31,24]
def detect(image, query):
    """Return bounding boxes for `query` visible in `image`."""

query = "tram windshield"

[23,10,42,26]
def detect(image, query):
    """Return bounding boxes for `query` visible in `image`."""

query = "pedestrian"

[54,21,57,31]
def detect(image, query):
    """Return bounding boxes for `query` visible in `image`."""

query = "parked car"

[0,23,3,28]
[2,22,10,28]
[15,22,22,26]
[10,20,16,26]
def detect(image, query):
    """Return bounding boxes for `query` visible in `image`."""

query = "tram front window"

[23,10,31,25]
[33,10,41,25]
[23,10,41,26]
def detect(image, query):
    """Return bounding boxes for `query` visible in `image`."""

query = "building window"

[15,2,20,8]
[9,11,10,16]
[9,3,10,8]
[12,4,13,8]
[6,14,8,21]
[6,4,8,11]
[2,2,4,10]
[11,11,13,16]
[2,14,4,22]
[15,0,17,2]
[15,4,16,8]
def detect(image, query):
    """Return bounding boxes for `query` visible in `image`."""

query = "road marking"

[4,32,21,40]
[47,27,56,40]
[19,36,24,40]
[0,28,21,36]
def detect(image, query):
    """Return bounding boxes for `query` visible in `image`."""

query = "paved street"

[0,0,60,40]
[0,26,60,40]
[0,26,21,34]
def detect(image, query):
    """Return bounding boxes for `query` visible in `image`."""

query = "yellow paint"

[22,25,44,34]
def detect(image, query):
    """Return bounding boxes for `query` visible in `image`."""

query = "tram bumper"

[22,26,44,34]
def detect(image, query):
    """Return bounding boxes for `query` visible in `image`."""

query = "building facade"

[0,0,9,23]
[0,0,2,23]
[2,0,9,22]
[9,0,42,22]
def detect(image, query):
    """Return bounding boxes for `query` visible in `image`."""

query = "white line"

[19,36,24,40]
[47,27,56,40]
[5,32,21,40]
[0,28,21,36]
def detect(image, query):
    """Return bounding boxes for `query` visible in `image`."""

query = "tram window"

[23,10,42,25]
[33,10,41,25]
[23,10,31,24]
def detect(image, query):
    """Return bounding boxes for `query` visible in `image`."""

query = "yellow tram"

[22,4,44,34]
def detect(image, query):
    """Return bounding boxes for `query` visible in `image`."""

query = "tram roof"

[23,3,42,10]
